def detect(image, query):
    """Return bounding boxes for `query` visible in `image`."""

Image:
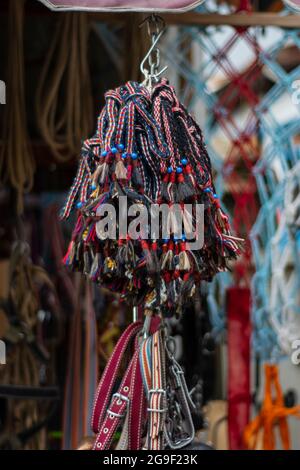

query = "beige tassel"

[100,162,109,184]
[167,207,180,236]
[115,159,127,180]
[161,243,174,271]
[182,207,193,235]
[92,163,103,183]
[179,250,191,271]
[92,162,109,185]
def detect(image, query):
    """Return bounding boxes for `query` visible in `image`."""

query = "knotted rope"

[36,12,93,161]
[0,0,35,214]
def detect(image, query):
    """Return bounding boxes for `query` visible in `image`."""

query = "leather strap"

[91,321,141,433]
[92,317,165,450]
[83,284,98,437]
[62,277,82,449]
[128,348,146,450]
[114,345,147,451]
[93,348,140,450]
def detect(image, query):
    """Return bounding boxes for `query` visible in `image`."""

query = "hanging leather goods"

[60,17,243,450]
[0,241,60,449]
[244,364,300,450]
[43,204,97,449]
[91,313,196,450]
[140,328,167,450]
[227,286,251,450]
[62,278,98,449]
[0,0,35,214]
[36,12,93,161]
[92,320,144,450]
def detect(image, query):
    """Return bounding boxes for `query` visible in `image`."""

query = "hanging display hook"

[139,14,168,91]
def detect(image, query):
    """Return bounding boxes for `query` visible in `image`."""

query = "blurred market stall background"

[0,0,300,450]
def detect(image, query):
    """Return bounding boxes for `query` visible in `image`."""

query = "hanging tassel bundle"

[61,78,242,313]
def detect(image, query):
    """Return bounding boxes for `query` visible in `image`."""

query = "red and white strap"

[91,321,141,433]
[147,330,167,450]
[128,349,146,450]
[93,347,144,450]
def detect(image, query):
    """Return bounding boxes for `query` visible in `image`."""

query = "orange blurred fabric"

[244,364,300,450]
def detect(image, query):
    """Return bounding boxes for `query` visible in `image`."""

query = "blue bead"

[167,167,173,174]
[131,152,138,160]
[176,167,183,174]
[182,235,186,241]
[121,153,127,159]
[181,158,188,166]
[111,147,118,154]
[213,193,218,198]
[118,144,124,151]
[76,201,83,209]
[91,182,97,190]
[204,188,211,193]
[101,150,107,157]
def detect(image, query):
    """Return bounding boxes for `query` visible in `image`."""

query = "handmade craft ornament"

[61,79,241,314]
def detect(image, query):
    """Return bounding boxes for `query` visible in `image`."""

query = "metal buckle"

[148,388,166,397]
[147,407,168,413]
[112,392,130,403]
[147,389,167,413]
[107,393,129,419]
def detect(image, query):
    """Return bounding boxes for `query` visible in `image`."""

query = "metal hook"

[139,14,168,91]
[139,14,165,37]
